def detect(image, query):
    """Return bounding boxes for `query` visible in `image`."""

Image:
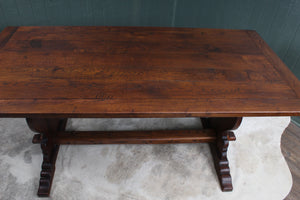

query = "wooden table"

[0,26,300,197]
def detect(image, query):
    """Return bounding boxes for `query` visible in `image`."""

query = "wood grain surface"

[0,26,300,117]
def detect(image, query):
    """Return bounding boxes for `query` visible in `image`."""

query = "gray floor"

[0,117,292,200]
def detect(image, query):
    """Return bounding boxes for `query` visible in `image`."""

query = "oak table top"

[0,26,300,118]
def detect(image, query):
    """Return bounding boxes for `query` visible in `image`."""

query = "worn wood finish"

[1,0,300,124]
[0,26,300,118]
[201,117,242,191]
[26,118,67,197]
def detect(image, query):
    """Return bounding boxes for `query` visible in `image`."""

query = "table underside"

[26,116,241,197]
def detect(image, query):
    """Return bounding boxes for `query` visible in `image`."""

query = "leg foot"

[38,143,60,197]
[209,131,235,191]
[26,118,67,197]
[201,117,242,192]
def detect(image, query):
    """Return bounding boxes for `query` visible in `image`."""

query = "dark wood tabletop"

[0,26,300,118]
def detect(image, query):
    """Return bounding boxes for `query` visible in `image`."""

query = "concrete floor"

[0,117,293,199]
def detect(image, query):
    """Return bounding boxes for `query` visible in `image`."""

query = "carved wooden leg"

[201,117,242,191]
[26,118,67,197]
